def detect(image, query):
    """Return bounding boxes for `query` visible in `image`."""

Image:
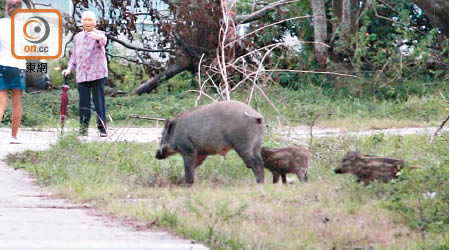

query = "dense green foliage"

[235,0,448,95]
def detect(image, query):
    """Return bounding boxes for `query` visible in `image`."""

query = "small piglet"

[261,146,311,184]
[334,151,405,185]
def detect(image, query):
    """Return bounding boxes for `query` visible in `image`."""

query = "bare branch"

[107,35,173,53]
[34,2,53,7]
[106,52,141,64]
[248,43,282,104]
[204,71,222,99]
[251,0,257,12]
[253,80,282,115]
[22,0,35,9]
[217,3,237,100]
[128,114,166,122]
[235,0,300,24]
[376,0,401,14]
[369,0,419,33]
[232,41,328,66]
[195,53,207,106]
[232,43,283,63]
[227,15,316,48]
[263,69,359,78]
[188,90,216,102]
[429,115,449,143]
[64,33,75,58]
[135,51,149,65]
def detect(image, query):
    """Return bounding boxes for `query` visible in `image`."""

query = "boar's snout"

[155,148,167,159]
[155,144,177,159]
[334,167,344,174]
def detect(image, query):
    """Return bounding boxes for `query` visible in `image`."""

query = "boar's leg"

[356,176,371,186]
[195,155,208,168]
[272,171,280,183]
[252,144,265,184]
[252,163,265,184]
[294,168,308,182]
[281,173,287,184]
[234,146,265,184]
[362,178,371,186]
[182,154,196,186]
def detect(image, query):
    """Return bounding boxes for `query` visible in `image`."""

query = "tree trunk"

[332,0,342,34]
[350,0,360,34]
[412,0,449,38]
[310,0,329,69]
[133,63,191,95]
[342,0,351,41]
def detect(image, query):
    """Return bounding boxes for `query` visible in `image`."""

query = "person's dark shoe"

[99,130,108,137]
[79,126,88,136]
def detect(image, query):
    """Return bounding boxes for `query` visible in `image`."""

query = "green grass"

[7,132,448,249]
[0,78,447,130]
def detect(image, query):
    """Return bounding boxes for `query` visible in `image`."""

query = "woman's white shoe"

[10,137,22,144]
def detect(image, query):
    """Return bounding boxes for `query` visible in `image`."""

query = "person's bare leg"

[0,90,8,122]
[11,89,22,138]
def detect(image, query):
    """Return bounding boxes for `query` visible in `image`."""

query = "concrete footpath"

[0,128,208,250]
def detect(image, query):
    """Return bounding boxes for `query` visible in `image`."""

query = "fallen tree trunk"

[130,0,297,95]
[133,63,191,95]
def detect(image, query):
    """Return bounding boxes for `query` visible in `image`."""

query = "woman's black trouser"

[78,77,107,132]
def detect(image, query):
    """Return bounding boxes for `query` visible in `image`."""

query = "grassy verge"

[0,80,447,131]
[7,132,448,249]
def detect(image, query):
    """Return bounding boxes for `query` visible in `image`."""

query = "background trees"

[2,0,448,95]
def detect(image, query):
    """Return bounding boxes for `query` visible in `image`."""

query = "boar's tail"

[244,111,263,125]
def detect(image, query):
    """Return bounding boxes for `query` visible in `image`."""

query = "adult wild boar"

[261,146,311,184]
[155,101,265,185]
[334,151,405,185]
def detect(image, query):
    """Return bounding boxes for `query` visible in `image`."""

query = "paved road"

[0,125,446,249]
[0,128,208,250]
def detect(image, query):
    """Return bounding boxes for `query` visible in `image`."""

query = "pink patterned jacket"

[68,29,108,83]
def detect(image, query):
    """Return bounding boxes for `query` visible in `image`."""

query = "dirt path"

[0,125,446,249]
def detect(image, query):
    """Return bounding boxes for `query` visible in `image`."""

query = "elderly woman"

[63,11,108,137]
[0,0,26,144]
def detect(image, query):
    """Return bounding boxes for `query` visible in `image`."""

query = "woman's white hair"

[81,11,97,22]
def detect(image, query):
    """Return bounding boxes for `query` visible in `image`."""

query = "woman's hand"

[62,69,71,76]
[87,31,101,41]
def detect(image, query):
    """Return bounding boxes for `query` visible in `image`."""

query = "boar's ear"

[166,120,176,135]
[164,119,170,128]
